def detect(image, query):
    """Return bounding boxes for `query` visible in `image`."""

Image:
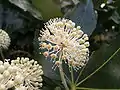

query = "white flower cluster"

[39,18,89,70]
[0,57,43,90]
[0,29,11,49]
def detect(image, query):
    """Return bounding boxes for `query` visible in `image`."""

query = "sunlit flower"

[0,57,43,90]
[0,29,11,49]
[39,18,89,71]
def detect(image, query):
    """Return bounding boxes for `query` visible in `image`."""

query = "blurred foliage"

[78,34,120,89]
[0,0,120,89]
[8,0,43,20]
[32,0,63,20]
[65,0,97,35]
[0,0,43,60]
[90,0,120,51]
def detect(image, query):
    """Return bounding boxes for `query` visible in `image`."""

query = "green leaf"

[65,0,97,36]
[32,0,63,20]
[42,76,63,90]
[77,34,120,89]
[9,0,43,20]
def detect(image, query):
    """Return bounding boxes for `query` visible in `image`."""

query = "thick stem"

[70,67,74,84]
[58,48,69,90]
[70,83,76,90]
[59,64,69,90]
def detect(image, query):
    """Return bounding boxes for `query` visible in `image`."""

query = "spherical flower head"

[0,29,11,49]
[39,18,89,71]
[11,57,44,89]
[0,57,43,90]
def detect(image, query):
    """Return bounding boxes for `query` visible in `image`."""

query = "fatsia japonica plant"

[0,0,120,90]
[38,18,90,90]
[38,18,120,90]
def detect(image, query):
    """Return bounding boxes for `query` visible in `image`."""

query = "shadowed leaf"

[9,0,42,20]
[65,0,97,35]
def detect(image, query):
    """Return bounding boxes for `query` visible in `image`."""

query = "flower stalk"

[58,49,69,90]
[59,64,69,90]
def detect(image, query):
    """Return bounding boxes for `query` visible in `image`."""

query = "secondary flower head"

[0,29,11,49]
[0,57,43,90]
[39,18,89,71]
